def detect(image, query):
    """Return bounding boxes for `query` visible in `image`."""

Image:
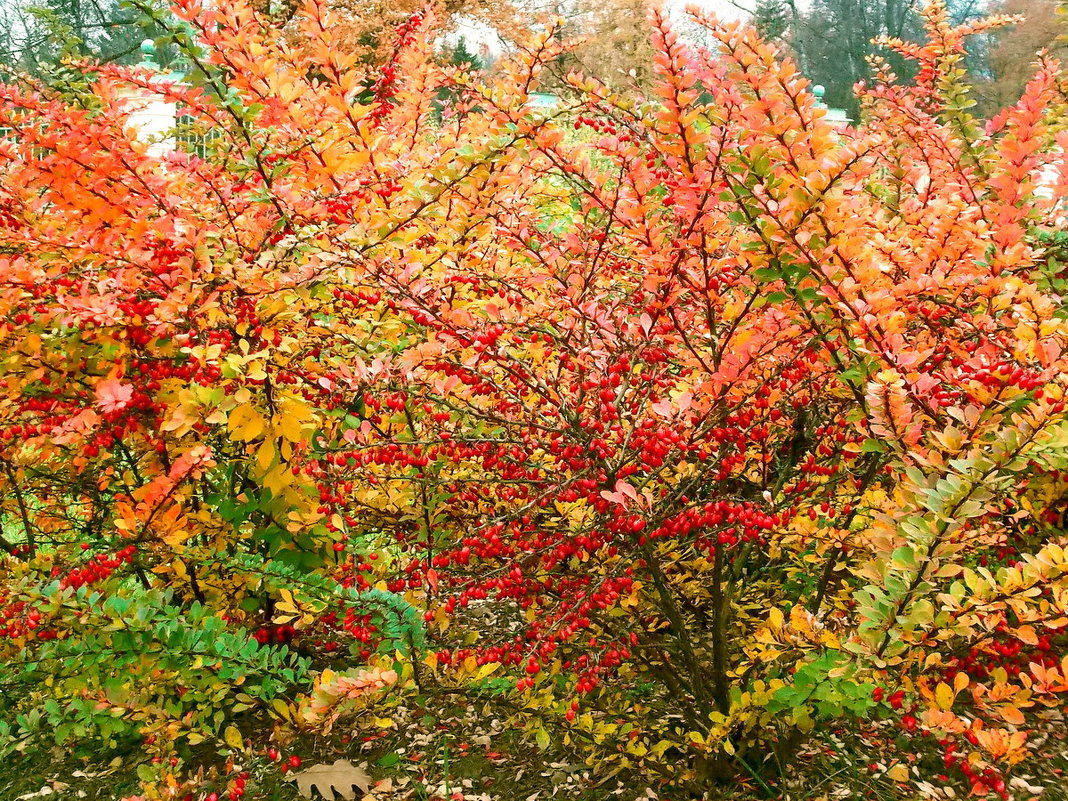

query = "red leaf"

[94,379,134,413]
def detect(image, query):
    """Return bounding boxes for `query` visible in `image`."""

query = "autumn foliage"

[1,0,1068,798]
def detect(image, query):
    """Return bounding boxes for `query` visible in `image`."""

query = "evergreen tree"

[788,0,925,120]
[753,0,790,42]
[0,0,177,80]
[447,35,483,70]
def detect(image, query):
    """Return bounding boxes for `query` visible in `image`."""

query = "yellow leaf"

[271,699,292,720]
[534,727,550,750]
[277,589,299,615]
[263,464,292,494]
[334,149,370,172]
[160,527,191,548]
[954,672,970,694]
[161,399,197,435]
[789,605,814,637]
[626,741,648,757]
[935,682,954,711]
[768,607,784,630]
[1015,625,1038,645]
[276,413,304,443]
[255,439,276,472]
[223,725,244,749]
[1000,705,1025,726]
[651,740,673,757]
[281,395,315,421]
[886,764,909,782]
[228,403,265,442]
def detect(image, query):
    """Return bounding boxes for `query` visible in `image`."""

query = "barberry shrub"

[0,0,1067,797]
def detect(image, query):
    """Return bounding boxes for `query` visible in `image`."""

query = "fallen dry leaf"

[286,759,373,801]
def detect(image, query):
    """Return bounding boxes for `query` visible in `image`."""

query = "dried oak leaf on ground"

[286,759,374,800]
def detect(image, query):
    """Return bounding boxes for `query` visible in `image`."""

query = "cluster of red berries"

[198,771,250,801]
[0,599,52,640]
[871,686,904,707]
[0,545,140,639]
[871,687,919,732]
[436,575,644,695]
[145,240,186,279]
[57,545,138,590]
[964,359,1047,395]
[941,738,1009,799]
[947,624,1064,682]
[311,604,379,659]
[321,191,367,225]
[252,623,297,647]
[872,684,1013,798]
[321,441,432,473]
[0,200,19,230]
[648,499,778,550]
[330,285,382,307]
[572,112,621,138]
[363,13,423,126]
[266,748,302,774]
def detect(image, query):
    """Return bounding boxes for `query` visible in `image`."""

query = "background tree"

[787,0,925,119]
[443,33,484,69]
[752,0,790,43]
[972,0,1068,114]
[748,0,1054,120]
[554,0,656,94]
[0,0,177,79]
[269,0,534,70]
